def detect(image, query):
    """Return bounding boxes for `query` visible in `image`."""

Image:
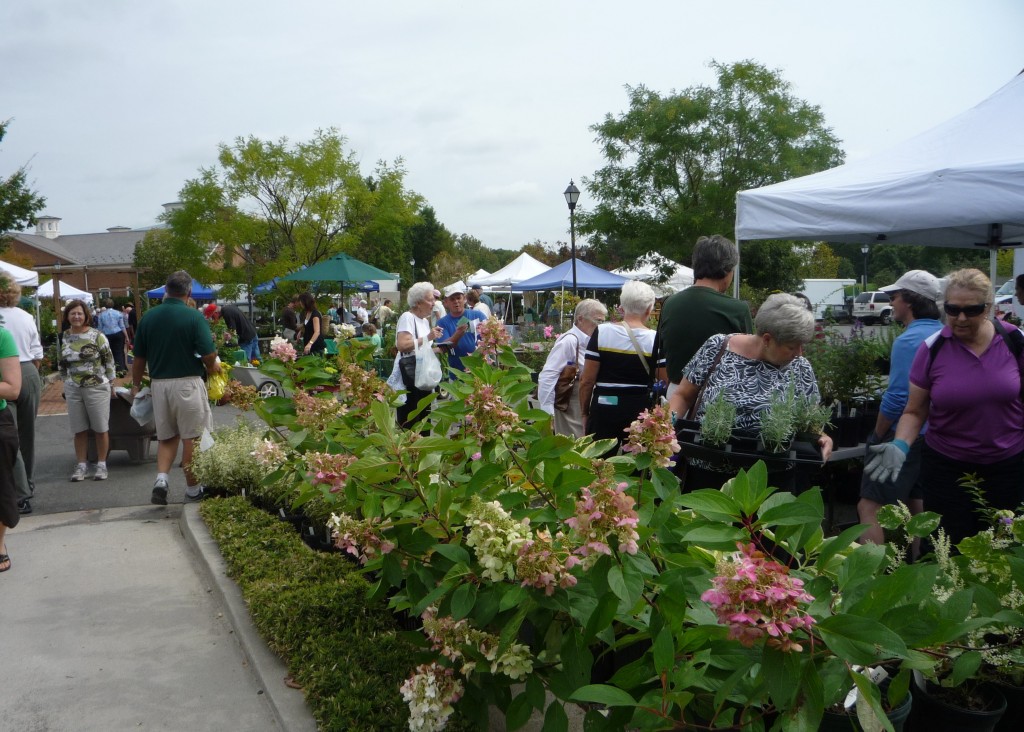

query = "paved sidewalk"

[2,392,318,731]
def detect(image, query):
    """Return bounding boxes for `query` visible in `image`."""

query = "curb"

[179,503,319,732]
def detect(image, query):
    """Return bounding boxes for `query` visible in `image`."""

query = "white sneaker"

[70,465,87,482]
[94,464,108,481]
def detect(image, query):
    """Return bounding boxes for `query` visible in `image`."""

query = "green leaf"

[815,615,908,665]
[836,542,887,592]
[431,542,470,566]
[506,691,536,731]
[584,592,619,642]
[526,435,564,462]
[525,674,545,710]
[652,627,674,675]
[678,489,742,521]
[542,700,569,732]
[950,650,983,687]
[851,671,893,732]
[815,522,868,571]
[608,565,627,601]
[758,499,822,527]
[905,511,942,537]
[449,582,476,620]
[569,685,638,707]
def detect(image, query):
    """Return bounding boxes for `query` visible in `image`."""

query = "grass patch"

[200,497,474,731]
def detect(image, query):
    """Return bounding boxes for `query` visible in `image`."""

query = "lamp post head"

[861,244,869,255]
[564,180,580,211]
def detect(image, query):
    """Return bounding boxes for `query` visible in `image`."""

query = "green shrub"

[189,420,273,495]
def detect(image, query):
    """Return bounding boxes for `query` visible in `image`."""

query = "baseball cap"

[879,270,941,302]
[202,303,218,318]
[444,283,467,298]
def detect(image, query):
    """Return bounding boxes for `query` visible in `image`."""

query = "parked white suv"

[852,291,893,325]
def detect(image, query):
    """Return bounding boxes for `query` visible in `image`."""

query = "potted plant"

[757,385,796,454]
[699,390,737,447]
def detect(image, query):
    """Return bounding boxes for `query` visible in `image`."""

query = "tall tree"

[579,60,845,289]
[453,234,517,273]
[0,119,46,247]
[406,205,454,284]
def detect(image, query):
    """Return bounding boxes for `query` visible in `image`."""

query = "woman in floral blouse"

[60,299,116,482]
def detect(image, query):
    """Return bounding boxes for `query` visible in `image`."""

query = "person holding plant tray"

[858,270,943,548]
[867,268,1024,545]
[395,282,444,428]
[579,281,665,454]
[670,293,833,491]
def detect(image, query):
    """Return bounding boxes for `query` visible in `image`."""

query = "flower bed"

[196,337,1024,732]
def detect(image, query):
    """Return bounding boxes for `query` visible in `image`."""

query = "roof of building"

[10,229,153,266]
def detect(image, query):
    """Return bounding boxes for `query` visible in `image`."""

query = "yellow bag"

[207,368,229,402]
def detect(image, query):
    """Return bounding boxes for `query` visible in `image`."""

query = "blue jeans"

[240,337,261,361]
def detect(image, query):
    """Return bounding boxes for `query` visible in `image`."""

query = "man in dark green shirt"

[131,271,220,505]
[658,235,753,395]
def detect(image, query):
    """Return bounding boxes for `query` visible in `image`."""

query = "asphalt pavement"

[0,390,317,732]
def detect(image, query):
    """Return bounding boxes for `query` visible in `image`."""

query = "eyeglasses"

[943,302,988,318]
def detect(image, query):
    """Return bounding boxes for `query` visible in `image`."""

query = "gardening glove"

[864,439,909,484]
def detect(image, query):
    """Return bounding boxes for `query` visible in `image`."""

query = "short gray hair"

[574,298,608,325]
[755,293,814,344]
[619,280,656,317]
[407,281,435,308]
[692,235,739,280]
[165,270,192,297]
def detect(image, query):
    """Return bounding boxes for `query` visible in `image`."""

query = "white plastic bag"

[199,427,216,452]
[385,356,408,405]
[129,387,154,427]
[414,338,443,390]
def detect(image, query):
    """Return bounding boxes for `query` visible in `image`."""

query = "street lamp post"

[861,244,869,291]
[242,243,254,320]
[563,180,580,295]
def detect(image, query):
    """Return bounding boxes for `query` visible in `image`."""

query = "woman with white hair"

[671,293,833,491]
[538,298,608,438]
[395,282,444,428]
[579,281,665,453]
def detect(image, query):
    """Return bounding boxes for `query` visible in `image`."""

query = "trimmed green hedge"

[200,497,473,731]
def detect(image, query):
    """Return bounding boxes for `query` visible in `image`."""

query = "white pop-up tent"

[0,259,39,287]
[613,252,694,296]
[36,278,94,305]
[468,253,550,323]
[736,70,1024,269]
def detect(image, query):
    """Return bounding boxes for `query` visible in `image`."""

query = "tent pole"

[991,248,998,289]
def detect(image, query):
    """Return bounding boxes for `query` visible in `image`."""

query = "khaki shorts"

[65,380,111,434]
[151,376,211,441]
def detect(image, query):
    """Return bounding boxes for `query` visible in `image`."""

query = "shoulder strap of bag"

[685,336,730,420]
[992,317,1024,400]
[625,325,650,375]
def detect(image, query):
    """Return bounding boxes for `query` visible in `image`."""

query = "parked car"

[995,294,1015,319]
[996,280,1016,297]
[852,291,893,324]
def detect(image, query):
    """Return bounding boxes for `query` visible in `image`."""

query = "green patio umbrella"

[280,252,393,284]
[280,252,394,321]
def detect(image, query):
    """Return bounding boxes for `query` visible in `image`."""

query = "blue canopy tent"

[513,259,627,327]
[512,259,627,292]
[145,279,217,299]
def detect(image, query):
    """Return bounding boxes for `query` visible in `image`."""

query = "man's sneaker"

[70,465,87,482]
[93,465,108,481]
[184,486,206,502]
[17,499,32,515]
[151,478,169,506]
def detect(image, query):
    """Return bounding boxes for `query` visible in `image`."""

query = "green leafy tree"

[453,234,517,273]
[520,239,561,267]
[799,242,841,279]
[407,205,454,284]
[428,251,475,289]
[579,60,844,284]
[0,119,46,248]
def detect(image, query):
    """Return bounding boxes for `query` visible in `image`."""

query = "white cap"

[879,269,941,302]
[443,283,467,298]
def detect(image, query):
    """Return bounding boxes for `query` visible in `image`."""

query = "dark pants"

[107,330,127,372]
[921,443,1024,546]
[397,388,433,430]
[586,386,648,457]
[0,408,22,529]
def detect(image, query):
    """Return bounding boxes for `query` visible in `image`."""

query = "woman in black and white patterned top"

[670,293,833,491]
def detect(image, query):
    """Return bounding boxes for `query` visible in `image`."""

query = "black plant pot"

[911,673,1007,732]
[820,681,912,731]
[993,678,1024,731]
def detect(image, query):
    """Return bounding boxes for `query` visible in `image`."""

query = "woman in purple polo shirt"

[866,268,1024,544]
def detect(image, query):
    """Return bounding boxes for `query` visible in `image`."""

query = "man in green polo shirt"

[131,271,221,505]
[657,235,753,402]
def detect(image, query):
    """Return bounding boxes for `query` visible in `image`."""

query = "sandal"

[0,547,10,573]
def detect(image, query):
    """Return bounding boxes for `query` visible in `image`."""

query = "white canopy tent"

[736,70,1024,284]
[0,259,39,287]
[613,252,694,296]
[36,278,94,305]
[468,253,550,324]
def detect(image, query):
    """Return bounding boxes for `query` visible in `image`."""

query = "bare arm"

[578,358,599,419]
[669,378,699,421]
[893,384,930,446]
[0,355,21,402]
[303,317,321,354]
[131,355,147,393]
[201,351,221,376]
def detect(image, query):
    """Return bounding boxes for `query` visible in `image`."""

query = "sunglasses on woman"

[943,302,988,317]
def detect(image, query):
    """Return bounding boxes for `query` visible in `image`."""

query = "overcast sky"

[2,0,1022,252]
